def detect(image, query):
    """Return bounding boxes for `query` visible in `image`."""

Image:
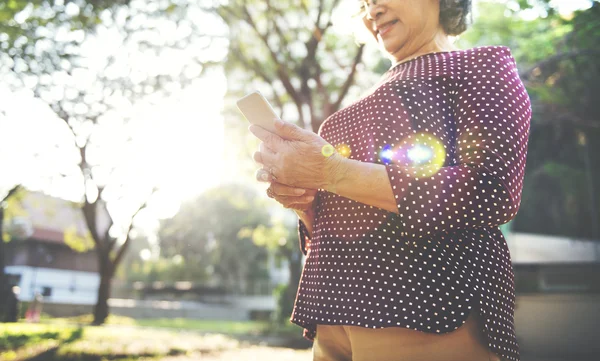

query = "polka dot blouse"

[290,46,531,361]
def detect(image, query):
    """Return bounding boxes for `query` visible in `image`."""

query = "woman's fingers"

[259,142,275,153]
[275,195,315,209]
[253,151,263,164]
[253,142,277,165]
[249,125,283,150]
[266,183,316,209]
[255,168,273,183]
[270,182,308,196]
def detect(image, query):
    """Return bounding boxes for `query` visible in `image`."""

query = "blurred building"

[508,232,600,293]
[506,232,600,358]
[3,190,109,305]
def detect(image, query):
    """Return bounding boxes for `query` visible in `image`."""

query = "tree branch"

[82,200,101,247]
[265,0,292,64]
[238,6,303,109]
[315,65,330,120]
[229,46,285,118]
[111,192,154,268]
[331,44,365,113]
[315,0,325,29]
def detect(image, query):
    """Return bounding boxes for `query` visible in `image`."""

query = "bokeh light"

[322,144,335,157]
[407,144,434,165]
[406,133,446,178]
[380,144,394,165]
[381,133,446,178]
[335,143,352,158]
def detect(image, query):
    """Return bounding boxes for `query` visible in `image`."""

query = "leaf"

[64,226,95,252]
[166,4,177,14]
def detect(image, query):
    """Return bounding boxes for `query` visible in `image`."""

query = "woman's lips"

[377,20,398,37]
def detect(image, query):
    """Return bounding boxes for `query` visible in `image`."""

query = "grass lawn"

[135,318,269,335]
[0,322,240,361]
[47,314,300,336]
[1,315,308,361]
[0,323,82,359]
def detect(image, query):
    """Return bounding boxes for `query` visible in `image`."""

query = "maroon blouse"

[290,46,531,361]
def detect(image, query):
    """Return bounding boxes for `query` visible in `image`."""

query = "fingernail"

[261,173,269,181]
[295,189,306,195]
[306,196,314,202]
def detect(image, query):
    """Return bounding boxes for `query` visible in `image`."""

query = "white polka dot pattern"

[291,46,531,361]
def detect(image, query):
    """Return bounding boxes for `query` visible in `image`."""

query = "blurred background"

[0,0,599,360]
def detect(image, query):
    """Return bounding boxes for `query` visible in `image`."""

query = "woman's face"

[361,0,442,62]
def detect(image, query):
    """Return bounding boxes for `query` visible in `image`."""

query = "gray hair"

[439,0,472,36]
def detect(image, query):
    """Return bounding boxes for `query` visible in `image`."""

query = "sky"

[0,0,594,239]
[0,72,227,232]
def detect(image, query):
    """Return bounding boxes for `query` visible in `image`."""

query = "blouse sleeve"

[385,47,531,238]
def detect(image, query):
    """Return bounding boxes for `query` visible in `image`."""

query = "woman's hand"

[265,182,317,212]
[264,182,317,237]
[250,119,344,191]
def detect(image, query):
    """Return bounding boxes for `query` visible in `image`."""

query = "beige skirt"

[312,304,505,361]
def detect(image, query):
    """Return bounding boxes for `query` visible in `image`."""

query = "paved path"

[146,346,311,361]
[155,347,595,361]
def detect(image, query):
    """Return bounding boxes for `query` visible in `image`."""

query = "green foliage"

[123,256,209,284]
[458,1,600,239]
[0,323,82,352]
[1,186,25,243]
[250,214,304,325]
[158,184,271,292]
[63,226,95,252]
[250,222,289,249]
[271,283,294,326]
[0,1,130,73]
[457,1,572,65]
[218,0,369,136]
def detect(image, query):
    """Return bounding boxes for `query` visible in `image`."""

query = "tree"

[214,0,369,133]
[201,0,383,306]
[458,1,600,240]
[0,185,22,322]
[1,0,224,324]
[158,184,271,293]
[250,214,303,325]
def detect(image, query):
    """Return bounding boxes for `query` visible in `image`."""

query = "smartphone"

[236,91,280,133]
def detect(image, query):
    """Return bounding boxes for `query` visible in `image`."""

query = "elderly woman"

[250,1,530,360]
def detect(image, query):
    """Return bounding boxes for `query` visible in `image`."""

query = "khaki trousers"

[312,306,504,361]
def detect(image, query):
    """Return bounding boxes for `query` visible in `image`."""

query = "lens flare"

[322,144,335,157]
[336,144,352,158]
[407,144,433,164]
[391,132,446,178]
[380,144,394,165]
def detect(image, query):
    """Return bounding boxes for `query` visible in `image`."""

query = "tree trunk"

[0,186,22,321]
[93,257,113,325]
[0,207,6,321]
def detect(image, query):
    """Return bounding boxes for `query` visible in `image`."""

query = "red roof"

[4,190,110,246]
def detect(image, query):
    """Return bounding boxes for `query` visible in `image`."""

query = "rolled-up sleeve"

[385,47,531,238]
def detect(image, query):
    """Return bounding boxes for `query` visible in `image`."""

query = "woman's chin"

[381,42,406,60]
